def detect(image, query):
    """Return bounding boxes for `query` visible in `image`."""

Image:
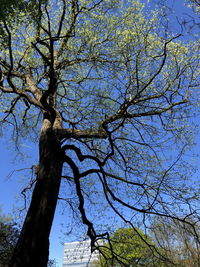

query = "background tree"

[151,217,200,267]
[0,0,199,266]
[0,211,57,267]
[0,212,19,267]
[95,227,166,267]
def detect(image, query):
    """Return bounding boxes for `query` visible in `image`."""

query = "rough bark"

[9,119,63,267]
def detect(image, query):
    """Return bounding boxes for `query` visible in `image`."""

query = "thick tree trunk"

[9,123,63,267]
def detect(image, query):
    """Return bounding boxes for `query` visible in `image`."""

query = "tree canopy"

[0,0,199,266]
[95,227,163,266]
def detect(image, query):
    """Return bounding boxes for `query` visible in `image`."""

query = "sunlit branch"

[25,74,43,101]
[0,86,43,108]
[57,127,108,140]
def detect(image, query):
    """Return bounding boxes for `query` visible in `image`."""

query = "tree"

[151,217,200,266]
[0,213,19,267]
[0,0,199,266]
[95,227,164,267]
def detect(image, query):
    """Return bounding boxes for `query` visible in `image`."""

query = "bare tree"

[0,0,199,266]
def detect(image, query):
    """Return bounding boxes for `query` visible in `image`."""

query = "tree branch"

[57,127,108,140]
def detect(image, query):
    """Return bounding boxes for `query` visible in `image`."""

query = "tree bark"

[9,121,63,267]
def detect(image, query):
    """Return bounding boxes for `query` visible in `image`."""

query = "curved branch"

[0,86,43,108]
[64,154,97,251]
[80,168,146,188]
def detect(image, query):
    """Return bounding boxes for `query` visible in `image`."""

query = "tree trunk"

[9,122,63,267]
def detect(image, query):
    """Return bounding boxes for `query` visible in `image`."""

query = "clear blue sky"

[0,1,199,267]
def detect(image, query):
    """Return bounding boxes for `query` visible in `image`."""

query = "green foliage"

[0,0,24,20]
[0,212,19,267]
[0,0,49,46]
[96,228,163,267]
[0,0,49,21]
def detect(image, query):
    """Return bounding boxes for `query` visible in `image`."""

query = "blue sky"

[0,137,64,266]
[0,1,199,267]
